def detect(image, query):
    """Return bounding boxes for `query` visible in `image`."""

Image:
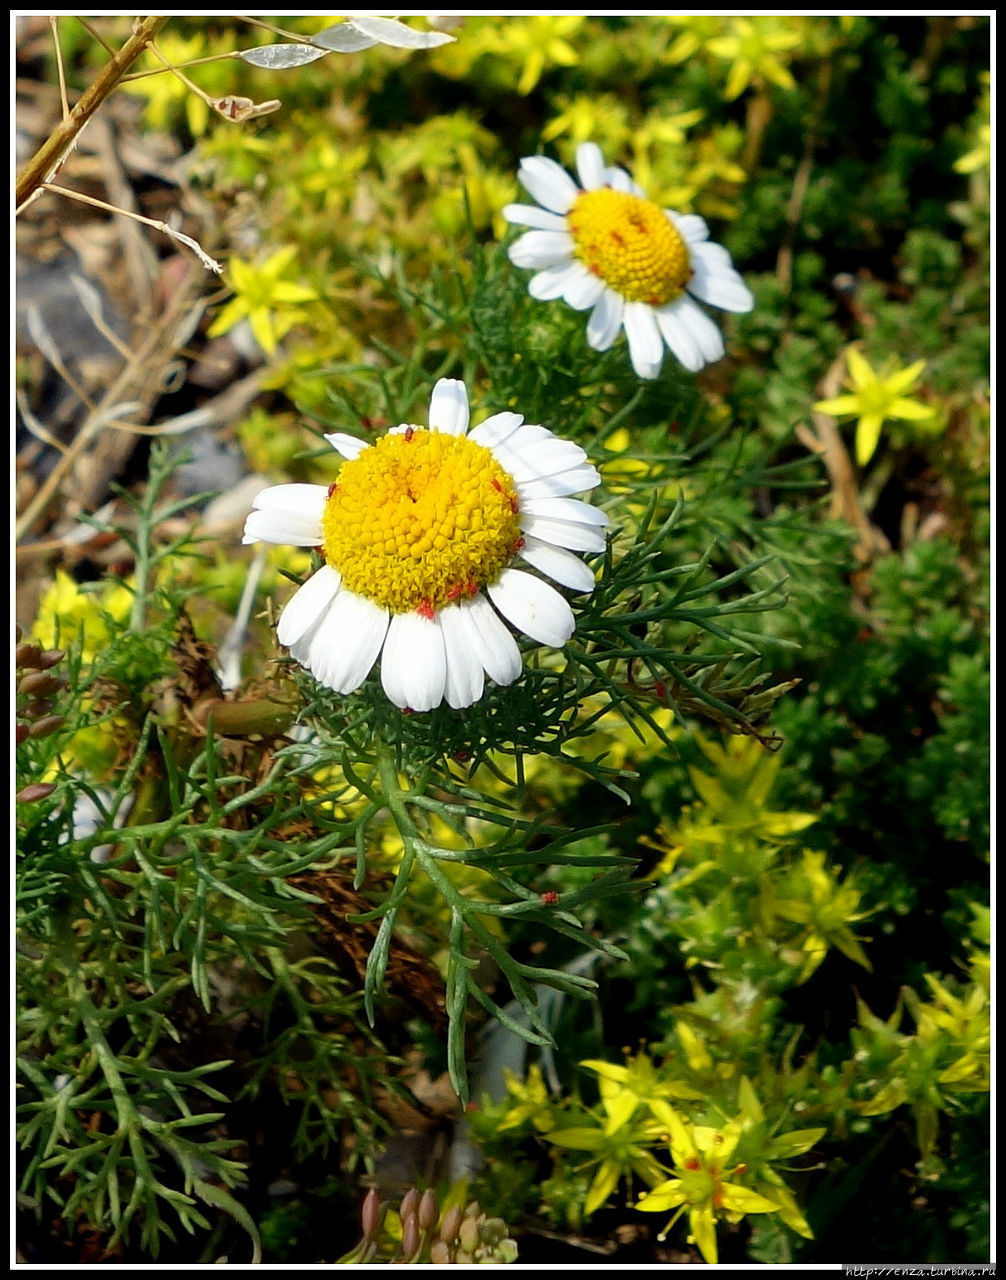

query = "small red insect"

[540,891,560,906]
[404,426,415,443]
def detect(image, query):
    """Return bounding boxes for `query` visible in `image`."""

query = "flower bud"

[361,1187,381,1240]
[482,1217,506,1245]
[438,1203,463,1243]
[399,1187,419,1224]
[400,1210,420,1261]
[418,1188,438,1232]
[458,1215,481,1253]
[16,782,57,804]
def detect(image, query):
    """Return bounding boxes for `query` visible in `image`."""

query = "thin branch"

[796,354,890,562]
[15,15,170,207]
[119,50,242,83]
[37,182,222,274]
[15,268,209,543]
[48,17,70,120]
[144,37,218,109]
[75,18,116,58]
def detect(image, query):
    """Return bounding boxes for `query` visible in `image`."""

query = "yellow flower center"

[567,188,692,306]
[858,383,896,416]
[321,430,522,615]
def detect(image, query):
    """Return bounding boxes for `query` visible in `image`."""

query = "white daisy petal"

[509,229,577,271]
[244,483,327,545]
[519,465,603,498]
[381,611,447,712]
[563,270,607,311]
[623,302,666,378]
[667,210,710,244]
[527,260,594,302]
[493,435,589,483]
[518,155,579,214]
[688,242,755,312]
[519,535,598,593]
[520,496,609,526]
[249,483,328,514]
[468,411,526,450]
[502,202,569,232]
[575,141,607,191]
[488,568,575,649]
[655,303,705,373]
[604,165,644,196]
[277,565,343,648]
[299,588,389,694]
[428,378,469,436]
[493,423,555,451]
[438,604,485,708]
[243,503,325,547]
[586,289,625,351]
[324,433,369,459]
[459,593,522,687]
[520,513,608,554]
[667,296,725,364]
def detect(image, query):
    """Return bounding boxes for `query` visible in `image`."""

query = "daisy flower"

[243,379,607,712]
[502,142,754,379]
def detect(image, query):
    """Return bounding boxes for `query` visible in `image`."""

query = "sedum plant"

[466,727,989,1263]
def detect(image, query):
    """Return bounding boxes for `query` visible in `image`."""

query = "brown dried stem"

[796,354,890,562]
[15,16,169,208]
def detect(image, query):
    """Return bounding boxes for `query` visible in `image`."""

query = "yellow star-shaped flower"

[636,1110,779,1264]
[492,15,582,96]
[814,347,935,466]
[706,18,801,100]
[208,246,318,355]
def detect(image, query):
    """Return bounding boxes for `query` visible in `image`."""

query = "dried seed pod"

[16,635,67,748]
[26,714,65,740]
[18,671,66,699]
[15,642,43,669]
